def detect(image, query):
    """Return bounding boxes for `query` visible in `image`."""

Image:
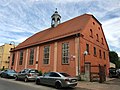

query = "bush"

[38,71,42,76]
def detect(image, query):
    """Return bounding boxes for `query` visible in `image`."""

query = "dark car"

[116,69,120,78]
[0,70,4,76]
[0,69,17,78]
[109,68,118,78]
[35,72,77,89]
[15,69,39,82]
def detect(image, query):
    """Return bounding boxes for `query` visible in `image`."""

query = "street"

[0,78,83,90]
[0,78,56,90]
[0,78,120,90]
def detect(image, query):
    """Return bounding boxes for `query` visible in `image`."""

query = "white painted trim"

[15,51,18,71]
[54,42,57,71]
[25,49,28,69]
[35,46,39,69]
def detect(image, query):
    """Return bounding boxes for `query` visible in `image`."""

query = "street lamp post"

[83,51,88,73]
[9,41,15,49]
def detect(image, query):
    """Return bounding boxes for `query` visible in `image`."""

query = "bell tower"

[51,8,61,27]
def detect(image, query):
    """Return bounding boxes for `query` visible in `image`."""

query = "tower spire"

[51,9,61,27]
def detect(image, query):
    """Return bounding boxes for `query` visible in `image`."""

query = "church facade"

[9,11,110,78]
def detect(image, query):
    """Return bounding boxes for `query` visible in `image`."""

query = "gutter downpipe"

[76,33,81,80]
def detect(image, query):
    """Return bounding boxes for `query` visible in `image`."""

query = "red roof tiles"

[15,14,92,50]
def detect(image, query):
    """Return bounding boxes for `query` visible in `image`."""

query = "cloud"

[0,0,120,56]
[102,16,120,56]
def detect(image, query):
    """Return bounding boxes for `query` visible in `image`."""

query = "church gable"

[81,15,109,51]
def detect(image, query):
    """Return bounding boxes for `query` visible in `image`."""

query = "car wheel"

[24,78,28,82]
[36,79,40,85]
[55,82,62,89]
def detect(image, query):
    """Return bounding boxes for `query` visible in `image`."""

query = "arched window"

[101,38,104,44]
[90,29,93,38]
[96,34,99,41]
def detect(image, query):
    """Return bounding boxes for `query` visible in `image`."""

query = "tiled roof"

[15,14,92,50]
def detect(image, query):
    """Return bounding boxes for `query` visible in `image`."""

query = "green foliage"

[109,51,120,68]
[115,61,120,68]
[109,51,119,63]
[38,71,42,76]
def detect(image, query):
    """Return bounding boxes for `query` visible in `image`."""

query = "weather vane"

[56,8,57,11]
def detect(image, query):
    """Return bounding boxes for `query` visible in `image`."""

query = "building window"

[99,50,102,58]
[90,29,93,38]
[43,46,50,64]
[98,27,100,30]
[29,48,34,65]
[96,34,99,41]
[19,50,23,65]
[103,51,106,59]
[62,43,69,64]
[94,47,96,56]
[93,22,95,25]
[101,38,104,44]
[86,44,89,54]
[12,53,15,66]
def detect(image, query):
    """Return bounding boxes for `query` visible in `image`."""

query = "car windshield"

[30,70,38,73]
[60,73,71,77]
[8,70,16,73]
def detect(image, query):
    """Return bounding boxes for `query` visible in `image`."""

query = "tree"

[109,51,120,68]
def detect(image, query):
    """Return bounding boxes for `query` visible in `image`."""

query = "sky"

[0,0,120,56]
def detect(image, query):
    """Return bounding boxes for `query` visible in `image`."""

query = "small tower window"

[90,29,93,38]
[101,38,104,44]
[94,47,97,56]
[86,44,89,54]
[93,22,95,25]
[103,51,106,59]
[96,34,99,41]
[98,27,100,30]
[99,50,102,58]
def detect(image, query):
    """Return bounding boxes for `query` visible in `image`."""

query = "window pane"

[29,48,34,65]
[62,43,69,64]
[19,51,23,65]
[43,46,50,64]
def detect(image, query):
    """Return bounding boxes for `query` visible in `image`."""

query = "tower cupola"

[51,8,61,27]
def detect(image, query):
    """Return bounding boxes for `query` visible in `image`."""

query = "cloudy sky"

[0,0,120,56]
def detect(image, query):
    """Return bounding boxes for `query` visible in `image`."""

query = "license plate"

[72,80,76,82]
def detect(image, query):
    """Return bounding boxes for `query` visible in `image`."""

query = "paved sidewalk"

[77,78,120,90]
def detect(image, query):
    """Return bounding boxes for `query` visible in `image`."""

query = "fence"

[90,65,106,83]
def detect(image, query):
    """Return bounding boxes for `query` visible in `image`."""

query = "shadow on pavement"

[59,87,91,90]
[104,78,120,85]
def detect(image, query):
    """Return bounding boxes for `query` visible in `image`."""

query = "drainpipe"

[76,33,80,80]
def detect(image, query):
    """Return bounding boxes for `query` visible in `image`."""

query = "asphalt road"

[1,77,120,90]
[0,78,56,90]
[0,78,86,90]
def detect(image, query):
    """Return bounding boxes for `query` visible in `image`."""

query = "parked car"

[0,70,4,76]
[116,69,120,78]
[15,69,39,82]
[0,69,17,78]
[35,72,77,89]
[109,68,120,78]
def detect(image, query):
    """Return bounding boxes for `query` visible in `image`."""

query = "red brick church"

[9,10,110,80]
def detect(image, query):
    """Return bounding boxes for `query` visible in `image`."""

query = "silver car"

[35,72,77,89]
[15,69,39,82]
